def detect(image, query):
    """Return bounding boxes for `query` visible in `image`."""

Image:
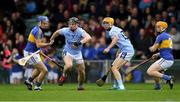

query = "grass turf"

[0,83,179,101]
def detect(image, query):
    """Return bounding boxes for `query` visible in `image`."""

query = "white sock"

[117,79,125,89]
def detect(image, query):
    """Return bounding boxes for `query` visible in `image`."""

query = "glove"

[73,42,82,47]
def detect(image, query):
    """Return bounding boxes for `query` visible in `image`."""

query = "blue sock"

[154,83,161,90]
[162,74,170,80]
[155,83,161,88]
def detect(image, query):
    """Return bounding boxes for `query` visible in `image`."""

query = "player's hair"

[68,17,79,24]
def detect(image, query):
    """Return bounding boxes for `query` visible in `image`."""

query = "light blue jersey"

[109,26,134,53]
[59,27,86,54]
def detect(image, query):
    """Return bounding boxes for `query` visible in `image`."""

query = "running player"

[102,17,134,90]
[24,16,52,91]
[50,17,91,90]
[147,21,174,90]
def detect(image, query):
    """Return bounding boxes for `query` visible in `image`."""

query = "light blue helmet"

[37,16,49,22]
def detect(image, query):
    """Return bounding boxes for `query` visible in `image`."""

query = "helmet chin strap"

[38,22,41,26]
[107,27,112,31]
[156,27,165,34]
[107,24,113,31]
[160,27,166,32]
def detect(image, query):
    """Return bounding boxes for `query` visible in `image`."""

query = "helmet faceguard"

[102,17,114,30]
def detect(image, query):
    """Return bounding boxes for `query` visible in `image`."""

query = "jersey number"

[120,31,128,40]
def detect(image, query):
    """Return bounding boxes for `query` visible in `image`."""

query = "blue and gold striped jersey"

[155,32,174,60]
[24,26,43,52]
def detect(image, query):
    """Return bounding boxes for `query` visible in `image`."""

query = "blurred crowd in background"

[0,0,179,84]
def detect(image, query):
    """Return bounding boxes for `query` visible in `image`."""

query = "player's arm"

[151,52,160,59]
[80,32,91,44]
[35,39,52,48]
[149,43,159,52]
[73,32,91,47]
[33,29,52,48]
[108,35,118,49]
[50,29,61,42]
[103,34,118,54]
[149,35,161,52]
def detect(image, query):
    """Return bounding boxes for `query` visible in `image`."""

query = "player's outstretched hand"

[49,40,54,45]
[152,53,159,60]
[103,48,110,54]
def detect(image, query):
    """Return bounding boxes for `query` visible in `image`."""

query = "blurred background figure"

[1,44,12,84]
[170,27,180,59]
[11,48,24,85]
[44,47,59,84]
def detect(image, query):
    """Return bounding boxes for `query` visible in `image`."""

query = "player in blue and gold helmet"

[24,16,53,91]
[148,21,174,90]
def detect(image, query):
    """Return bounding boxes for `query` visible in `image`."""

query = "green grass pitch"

[0,83,179,101]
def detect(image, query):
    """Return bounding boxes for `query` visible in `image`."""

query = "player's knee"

[65,64,73,70]
[111,66,118,71]
[43,68,48,74]
[147,69,152,76]
[79,68,85,74]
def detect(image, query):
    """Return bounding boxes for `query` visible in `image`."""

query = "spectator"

[82,42,97,60]
[118,4,128,21]
[103,5,113,17]
[162,11,169,23]
[96,37,113,59]
[136,28,152,59]
[170,27,180,59]
[4,20,14,39]
[168,16,180,31]
[24,66,33,80]
[25,0,37,14]
[128,18,140,49]
[71,4,81,17]
[51,3,64,25]
[11,48,23,85]
[0,25,3,41]
[15,34,25,56]
[89,3,99,18]
[11,11,26,35]
[139,0,153,12]
[44,48,59,84]
[1,44,12,84]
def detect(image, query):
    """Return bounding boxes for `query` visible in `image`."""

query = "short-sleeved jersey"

[59,27,86,54]
[108,26,134,53]
[155,32,174,60]
[24,26,43,52]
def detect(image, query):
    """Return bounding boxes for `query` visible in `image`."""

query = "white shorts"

[12,72,23,79]
[155,58,174,70]
[23,50,42,65]
[62,50,84,64]
[24,68,33,78]
[47,71,58,80]
[117,52,134,61]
